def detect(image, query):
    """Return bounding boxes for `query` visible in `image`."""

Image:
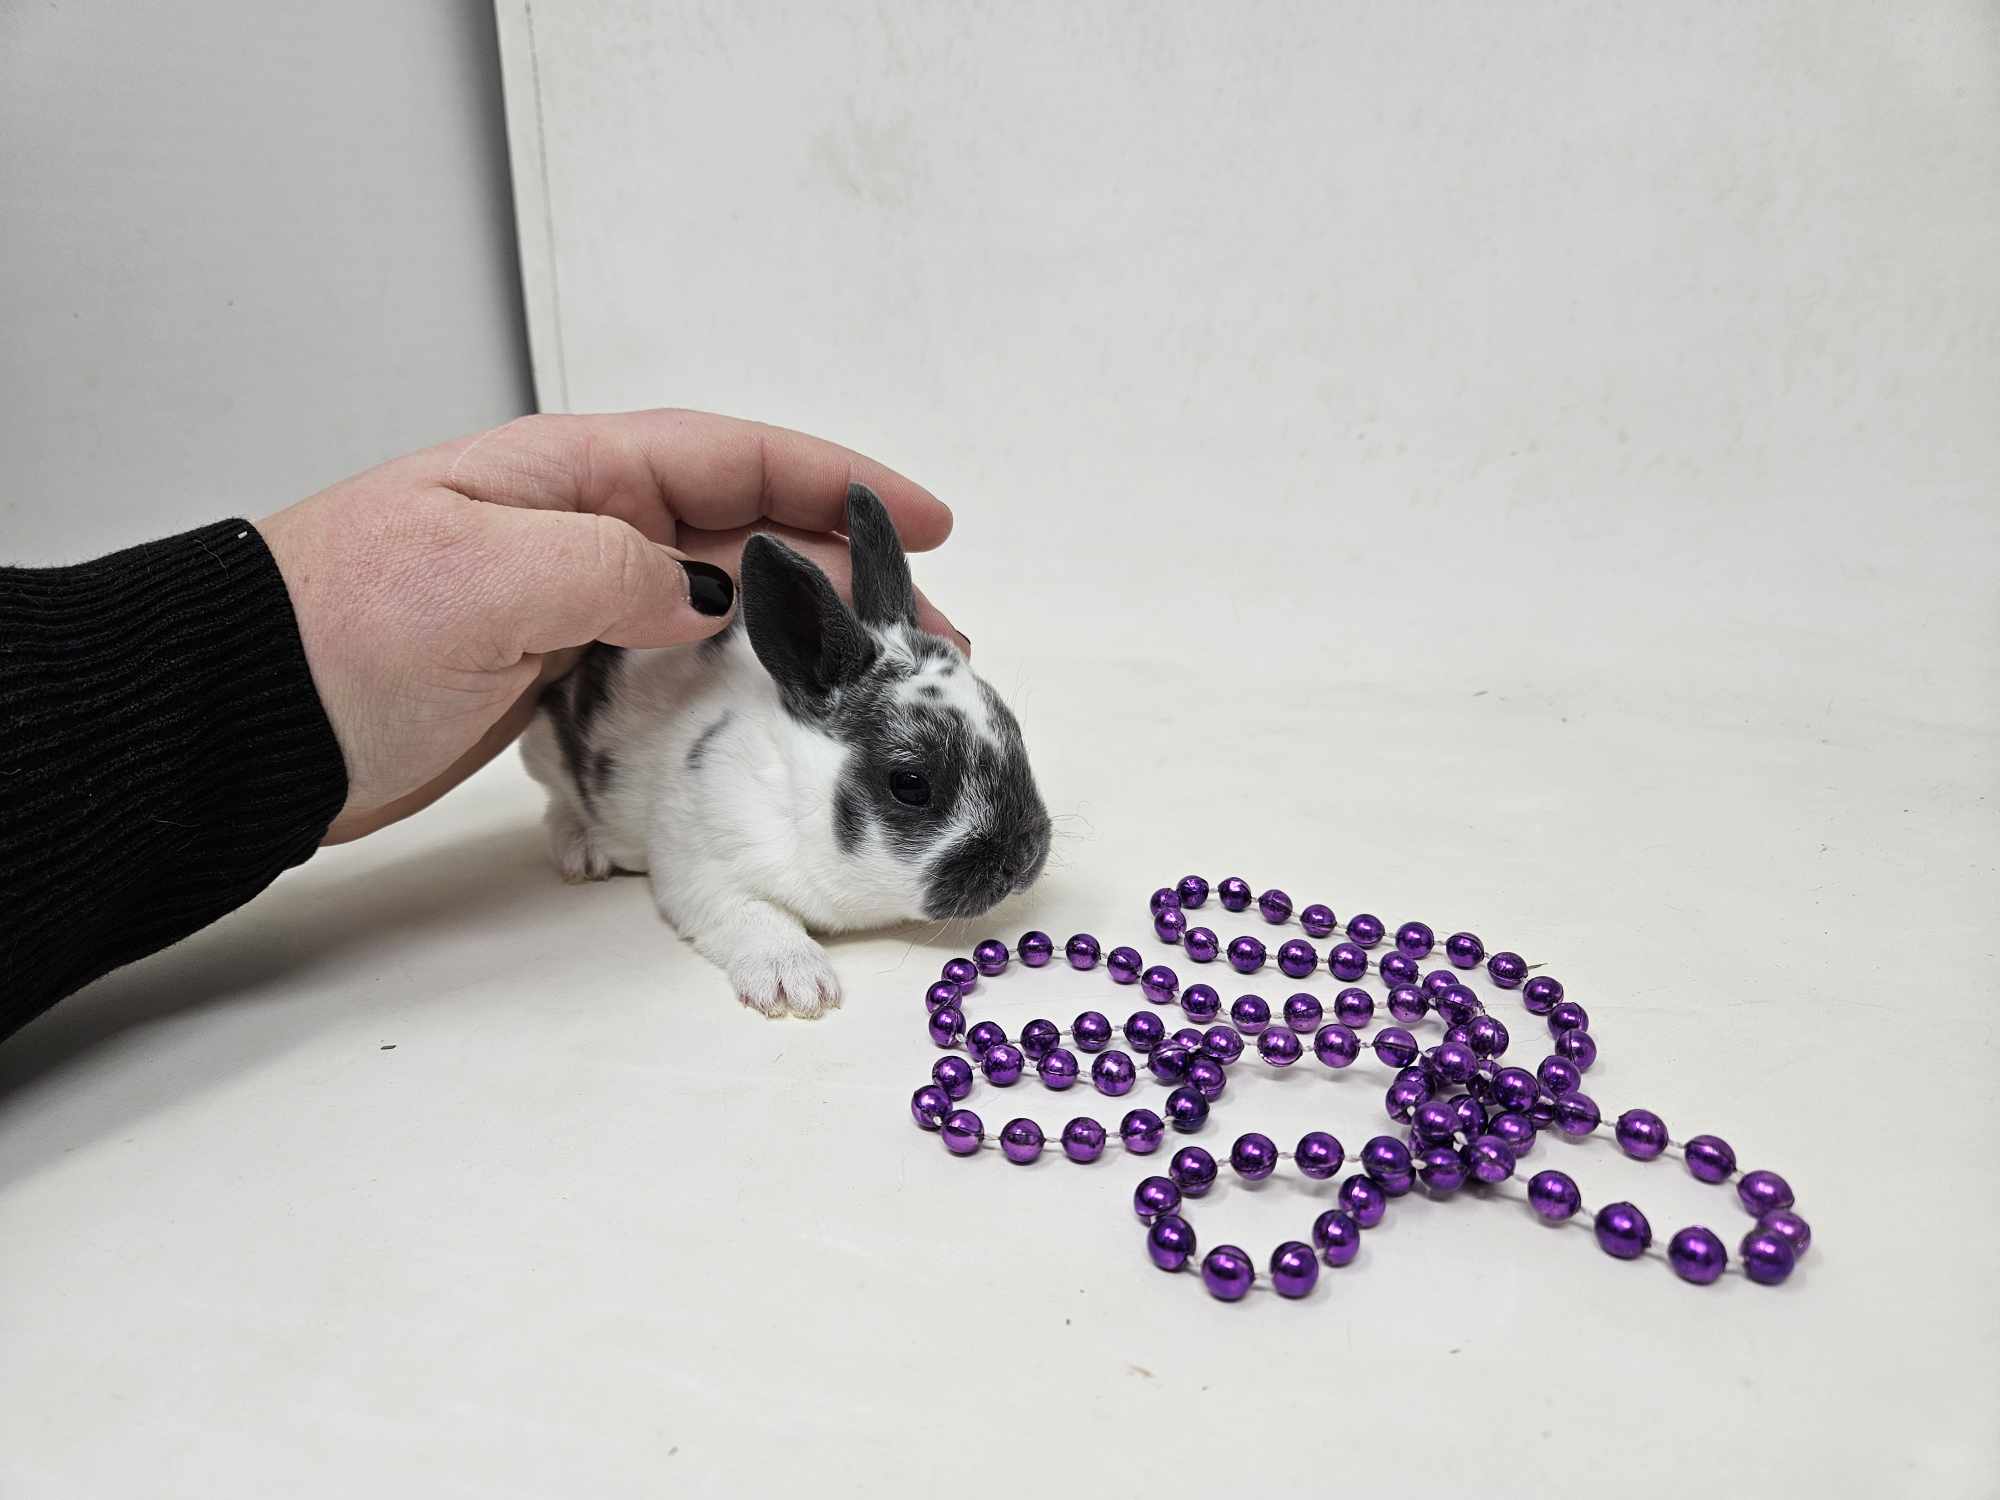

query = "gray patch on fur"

[685,712,733,770]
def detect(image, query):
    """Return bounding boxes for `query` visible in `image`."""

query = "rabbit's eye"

[890,769,931,807]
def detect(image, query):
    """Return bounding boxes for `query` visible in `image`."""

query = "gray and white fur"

[521,485,1052,1018]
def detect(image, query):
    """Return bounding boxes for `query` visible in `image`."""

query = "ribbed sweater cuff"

[1,520,349,1038]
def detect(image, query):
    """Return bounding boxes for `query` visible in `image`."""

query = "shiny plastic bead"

[1282,992,1324,1032]
[1684,1134,1737,1184]
[1227,936,1267,974]
[941,1110,984,1156]
[1555,1093,1601,1136]
[1134,1175,1181,1220]
[1147,1214,1196,1271]
[1120,1108,1166,1154]
[973,939,1009,976]
[1346,913,1385,948]
[1257,1028,1303,1067]
[1257,888,1294,924]
[1593,1201,1651,1259]
[925,980,962,1013]
[1314,1210,1362,1266]
[1295,1131,1345,1179]
[1756,1209,1811,1259]
[1180,983,1222,1022]
[1148,1042,1194,1084]
[1361,1136,1415,1195]
[1328,943,1368,981]
[942,957,980,991]
[1200,1025,1245,1065]
[1270,1241,1319,1298]
[1466,1015,1510,1058]
[1184,927,1219,963]
[1395,921,1435,959]
[1333,987,1375,1027]
[1276,938,1317,979]
[911,1085,951,1130]
[1736,1170,1795,1216]
[1169,1145,1219,1195]
[1420,1146,1468,1194]
[1091,1049,1137,1096]
[1739,1229,1796,1286]
[1217,877,1252,911]
[1445,931,1484,968]
[1165,1085,1209,1132]
[1065,933,1101,970]
[1230,1131,1280,1180]
[1176,875,1210,908]
[1537,1054,1582,1098]
[1554,1028,1597,1069]
[1061,1116,1107,1162]
[1614,1108,1669,1161]
[927,1007,966,1048]
[1123,1011,1166,1054]
[1037,1047,1080,1091]
[1465,1135,1517,1183]
[1186,1056,1228,1101]
[1153,908,1188,944]
[1339,1174,1388,1227]
[981,1042,1025,1087]
[1018,930,1055,967]
[931,1055,975,1100]
[1229,993,1271,1035]
[1140,964,1180,1004]
[1521,974,1563,1014]
[1372,1028,1419,1068]
[1020,1018,1061,1060]
[1668,1225,1728,1285]
[1386,985,1428,1023]
[1527,1169,1581,1221]
[1201,1245,1255,1301]
[1379,952,1420,988]
[1071,1010,1113,1053]
[1000,1117,1045,1163]
[1547,1000,1589,1036]
[1300,903,1337,938]
[1107,946,1144,985]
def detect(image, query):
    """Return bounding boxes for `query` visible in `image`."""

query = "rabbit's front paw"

[729,937,843,1020]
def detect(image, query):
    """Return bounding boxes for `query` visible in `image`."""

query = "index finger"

[433,408,955,552]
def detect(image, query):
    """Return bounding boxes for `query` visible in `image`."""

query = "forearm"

[0,520,348,1039]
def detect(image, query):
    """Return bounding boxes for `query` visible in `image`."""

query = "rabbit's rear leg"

[546,802,614,883]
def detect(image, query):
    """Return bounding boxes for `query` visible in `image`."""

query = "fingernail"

[680,560,734,617]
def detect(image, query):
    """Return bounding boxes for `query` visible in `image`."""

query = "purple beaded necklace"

[909,876,1811,1301]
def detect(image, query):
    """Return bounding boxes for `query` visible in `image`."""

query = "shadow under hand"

[0,823,553,1114]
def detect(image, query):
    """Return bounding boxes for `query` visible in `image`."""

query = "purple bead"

[1149,886,1181,915]
[1443,1025,1475,1050]
[910,1084,951,1130]
[1547,1000,1589,1036]
[1339,1174,1388,1227]
[1420,1145,1468,1194]
[1528,1169,1582,1221]
[1462,1018,1505,1059]
[1153,908,1188,944]
[1020,1018,1061,1060]
[1554,1028,1597,1070]
[1528,1096,1557,1129]
[1065,933,1101,970]
[1180,983,1222,1022]
[1740,1229,1796,1286]
[931,1054,975,1100]
[966,1020,1007,1061]
[1384,1074,1431,1122]
[1229,1131,1279,1180]
[1382,985,1425,1024]
[1171,1026,1203,1052]
[1257,1027,1303,1067]
[1594,1201,1652,1259]
[1296,1131,1345,1179]
[1120,1108,1166,1154]
[1140,964,1180,1005]
[1123,1011,1166,1053]
[1061,1116,1107,1162]
[927,1007,966,1048]
[1328,943,1368,982]
[1433,1041,1477,1085]
[1555,1093,1601,1136]
[1257,888,1294,924]
[1452,1093,1489,1137]
[981,1042,1025,1086]
[1018,930,1054,967]
[942,957,979,991]
[1282,992,1324,1032]
[1421,969,1461,1000]
[1226,936,1267,974]
[1345,913,1385,948]
[1229,994,1271,1034]
[1466,1135,1517,1183]
[1736,1170,1795,1216]
[1091,1049,1137,1096]
[1486,951,1527,988]
[1071,1010,1113,1053]
[1177,875,1210,908]
[1684,1134,1737,1184]
[1312,1023,1362,1069]
[1395,921,1435,959]
[1757,1209,1812,1259]
[1186,1056,1228,1101]
[1169,1144,1219,1195]
[1372,1027,1419,1068]
[1615,1108,1669,1161]
[1361,1135,1415,1195]
[1299,903,1337,938]
[1521,974,1563,1014]
[1200,1024,1245,1065]
[1436,985,1482,1027]
[1107,946,1143,985]
[1217,877,1252,912]
[1314,1210,1362,1266]
[1537,1055,1582,1098]
[973,939,1009,976]
[1165,1085,1209,1132]
[1333,987,1375,1026]
[1037,1047,1079,1090]
[1668,1226,1728,1285]
[1148,1042,1194,1084]
[1412,1098,1460,1145]
[941,1110,984,1156]
[1489,1110,1537,1156]
[1134,1174,1182,1220]
[1379,952,1421,988]
[1200,1245,1255,1301]
[1147,1213,1196,1271]
[924,979,962,1013]
[1183,927,1220,963]
[1270,1241,1319,1298]
[1445,931,1484,968]
[1276,939,1318,979]
[999,1117,1045,1164]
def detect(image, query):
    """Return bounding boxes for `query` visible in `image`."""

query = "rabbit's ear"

[845,483,918,629]
[741,534,876,710]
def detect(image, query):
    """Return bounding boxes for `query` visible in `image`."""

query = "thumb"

[476,505,735,656]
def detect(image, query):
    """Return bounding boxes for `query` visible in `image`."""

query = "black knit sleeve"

[0,519,349,1040]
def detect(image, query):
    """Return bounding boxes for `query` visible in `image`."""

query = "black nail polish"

[680,560,734,617]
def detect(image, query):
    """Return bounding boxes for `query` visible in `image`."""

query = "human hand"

[255,409,961,845]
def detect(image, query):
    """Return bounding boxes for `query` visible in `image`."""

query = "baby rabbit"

[521,485,1052,1018]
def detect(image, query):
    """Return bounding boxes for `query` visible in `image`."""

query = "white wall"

[0,0,531,565]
